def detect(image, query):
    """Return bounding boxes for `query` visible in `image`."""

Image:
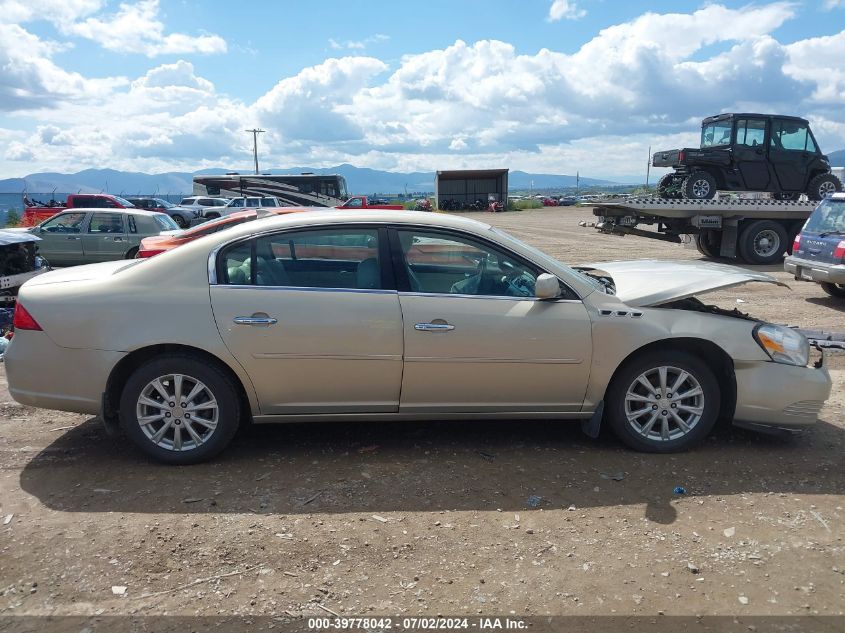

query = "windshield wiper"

[818,230,845,238]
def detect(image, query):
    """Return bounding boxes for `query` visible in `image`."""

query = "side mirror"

[535,273,561,300]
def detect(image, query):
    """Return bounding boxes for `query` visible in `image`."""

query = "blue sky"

[2,0,845,180]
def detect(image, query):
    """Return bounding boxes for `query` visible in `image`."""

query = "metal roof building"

[435,169,508,210]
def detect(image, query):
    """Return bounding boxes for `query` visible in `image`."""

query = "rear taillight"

[793,234,801,253]
[13,304,42,331]
[834,240,845,260]
[137,249,164,258]
[678,150,685,163]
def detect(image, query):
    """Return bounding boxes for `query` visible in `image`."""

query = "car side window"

[128,215,138,233]
[220,229,381,290]
[396,229,539,298]
[771,120,813,152]
[89,213,125,233]
[41,212,87,233]
[345,198,363,208]
[736,118,766,147]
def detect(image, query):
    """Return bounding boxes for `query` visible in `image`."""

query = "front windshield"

[488,226,604,293]
[701,120,733,148]
[156,199,175,208]
[804,200,845,234]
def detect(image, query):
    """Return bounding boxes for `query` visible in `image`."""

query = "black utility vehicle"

[654,113,842,201]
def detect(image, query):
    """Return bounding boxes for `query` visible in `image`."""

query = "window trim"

[213,224,394,291]
[387,226,579,301]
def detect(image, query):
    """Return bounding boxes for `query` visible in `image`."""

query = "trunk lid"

[577,260,784,307]
[796,231,843,264]
[22,260,142,287]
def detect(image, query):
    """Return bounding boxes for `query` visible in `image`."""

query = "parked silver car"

[5,211,831,464]
[26,208,180,266]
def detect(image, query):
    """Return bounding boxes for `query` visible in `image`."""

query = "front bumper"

[733,357,832,430]
[784,255,845,284]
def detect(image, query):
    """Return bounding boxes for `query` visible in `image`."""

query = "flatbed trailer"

[591,197,818,265]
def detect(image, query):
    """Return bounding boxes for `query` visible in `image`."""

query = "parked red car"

[136,208,310,257]
[22,193,135,227]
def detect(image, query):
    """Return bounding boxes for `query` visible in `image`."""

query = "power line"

[245,128,266,175]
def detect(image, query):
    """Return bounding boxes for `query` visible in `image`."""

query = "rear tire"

[657,174,681,199]
[682,172,717,200]
[605,350,720,453]
[821,282,845,298]
[737,220,788,265]
[806,173,842,201]
[694,231,721,258]
[125,247,139,259]
[119,355,241,464]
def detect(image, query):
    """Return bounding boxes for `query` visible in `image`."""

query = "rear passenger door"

[209,226,404,415]
[82,212,128,262]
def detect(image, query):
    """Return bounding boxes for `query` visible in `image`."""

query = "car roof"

[702,113,810,125]
[57,207,167,217]
[195,209,493,244]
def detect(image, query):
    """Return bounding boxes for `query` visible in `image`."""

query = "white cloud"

[548,0,586,21]
[0,23,127,111]
[63,0,226,57]
[0,0,103,23]
[328,34,389,51]
[3,3,845,181]
[824,0,845,8]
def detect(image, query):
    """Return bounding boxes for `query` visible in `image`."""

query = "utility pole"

[645,145,651,189]
[245,128,265,175]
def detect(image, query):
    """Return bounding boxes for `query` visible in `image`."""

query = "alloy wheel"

[819,181,837,197]
[624,366,705,442]
[691,179,711,198]
[135,374,219,451]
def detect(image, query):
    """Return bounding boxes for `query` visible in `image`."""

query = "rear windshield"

[701,120,733,148]
[804,199,845,234]
[153,214,179,230]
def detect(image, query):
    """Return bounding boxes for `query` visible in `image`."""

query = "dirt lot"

[0,206,843,623]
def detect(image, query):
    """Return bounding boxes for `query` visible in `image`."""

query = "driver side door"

[391,227,592,414]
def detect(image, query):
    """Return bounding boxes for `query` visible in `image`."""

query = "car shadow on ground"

[19,416,845,525]
[806,296,845,314]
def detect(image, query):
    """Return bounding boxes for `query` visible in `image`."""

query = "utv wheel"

[821,282,845,298]
[806,173,842,201]
[119,355,241,464]
[694,231,721,258]
[657,174,681,199]
[738,220,788,265]
[606,351,720,453]
[682,172,717,200]
[172,214,188,228]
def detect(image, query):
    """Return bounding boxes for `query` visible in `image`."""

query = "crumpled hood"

[577,259,785,307]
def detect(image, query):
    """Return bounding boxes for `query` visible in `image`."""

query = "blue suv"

[785,193,845,298]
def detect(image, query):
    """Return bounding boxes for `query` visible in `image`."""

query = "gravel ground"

[0,206,843,622]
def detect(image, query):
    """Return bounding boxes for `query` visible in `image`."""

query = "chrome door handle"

[233,316,278,326]
[113,237,124,242]
[414,322,455,332]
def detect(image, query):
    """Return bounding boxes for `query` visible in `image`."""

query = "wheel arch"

[103,343,253,432]
[604,337,737,426]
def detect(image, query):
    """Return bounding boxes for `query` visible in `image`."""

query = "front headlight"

[753,324,810,366]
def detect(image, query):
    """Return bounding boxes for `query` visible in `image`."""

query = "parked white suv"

[179,197,230,219]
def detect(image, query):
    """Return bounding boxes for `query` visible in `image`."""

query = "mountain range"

[0,164,616,197]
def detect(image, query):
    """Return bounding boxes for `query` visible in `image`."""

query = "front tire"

[119,355,241,464]
[171,214,188,229]
[821,282,845,298]
[737,220,788,265]
[605,351,721,453]
[682,172,717,200]
[806,173,842,201]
